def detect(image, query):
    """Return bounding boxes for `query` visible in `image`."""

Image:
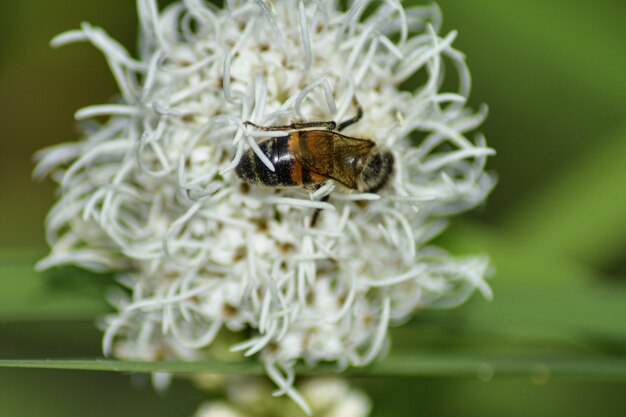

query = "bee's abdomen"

[236,136,299,187]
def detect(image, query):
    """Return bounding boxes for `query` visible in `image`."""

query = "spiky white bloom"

[36,0,494,413]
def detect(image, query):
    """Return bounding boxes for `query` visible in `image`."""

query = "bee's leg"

[309,182,333,227]
[244,120,337,131]
[337,98,363,131]
[310,194,330,227]
[293,120,337,130]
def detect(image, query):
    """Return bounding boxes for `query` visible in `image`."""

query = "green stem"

[2,354,625,381]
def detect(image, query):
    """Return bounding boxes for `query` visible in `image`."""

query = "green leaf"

[505,126,626,266]
[445,222,626,342]
[0,250,109,322]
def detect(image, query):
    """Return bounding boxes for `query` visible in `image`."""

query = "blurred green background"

[1,0,625,416]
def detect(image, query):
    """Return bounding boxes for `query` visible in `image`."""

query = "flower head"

[36,0,494,413]
[193,376,371,417]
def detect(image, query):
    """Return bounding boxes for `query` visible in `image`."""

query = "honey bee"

[235,105,394,195]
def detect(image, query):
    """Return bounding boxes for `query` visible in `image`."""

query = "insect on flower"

[38,0,496,413]
[236,103,394,195]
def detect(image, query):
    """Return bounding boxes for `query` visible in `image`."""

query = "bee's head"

[357,147,394,193]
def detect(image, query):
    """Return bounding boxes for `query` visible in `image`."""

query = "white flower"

[300,378,371,417]
[36,0,495,414]
[195,402,247,417]
[193,376,371,417]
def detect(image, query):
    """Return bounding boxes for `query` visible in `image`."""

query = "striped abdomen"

[235,134,326,189]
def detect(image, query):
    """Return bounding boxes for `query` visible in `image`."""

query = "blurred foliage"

[0,0,625,416]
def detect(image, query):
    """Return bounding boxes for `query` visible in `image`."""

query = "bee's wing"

[298,131,375,189]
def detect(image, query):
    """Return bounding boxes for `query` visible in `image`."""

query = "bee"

[235,105,394,195]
